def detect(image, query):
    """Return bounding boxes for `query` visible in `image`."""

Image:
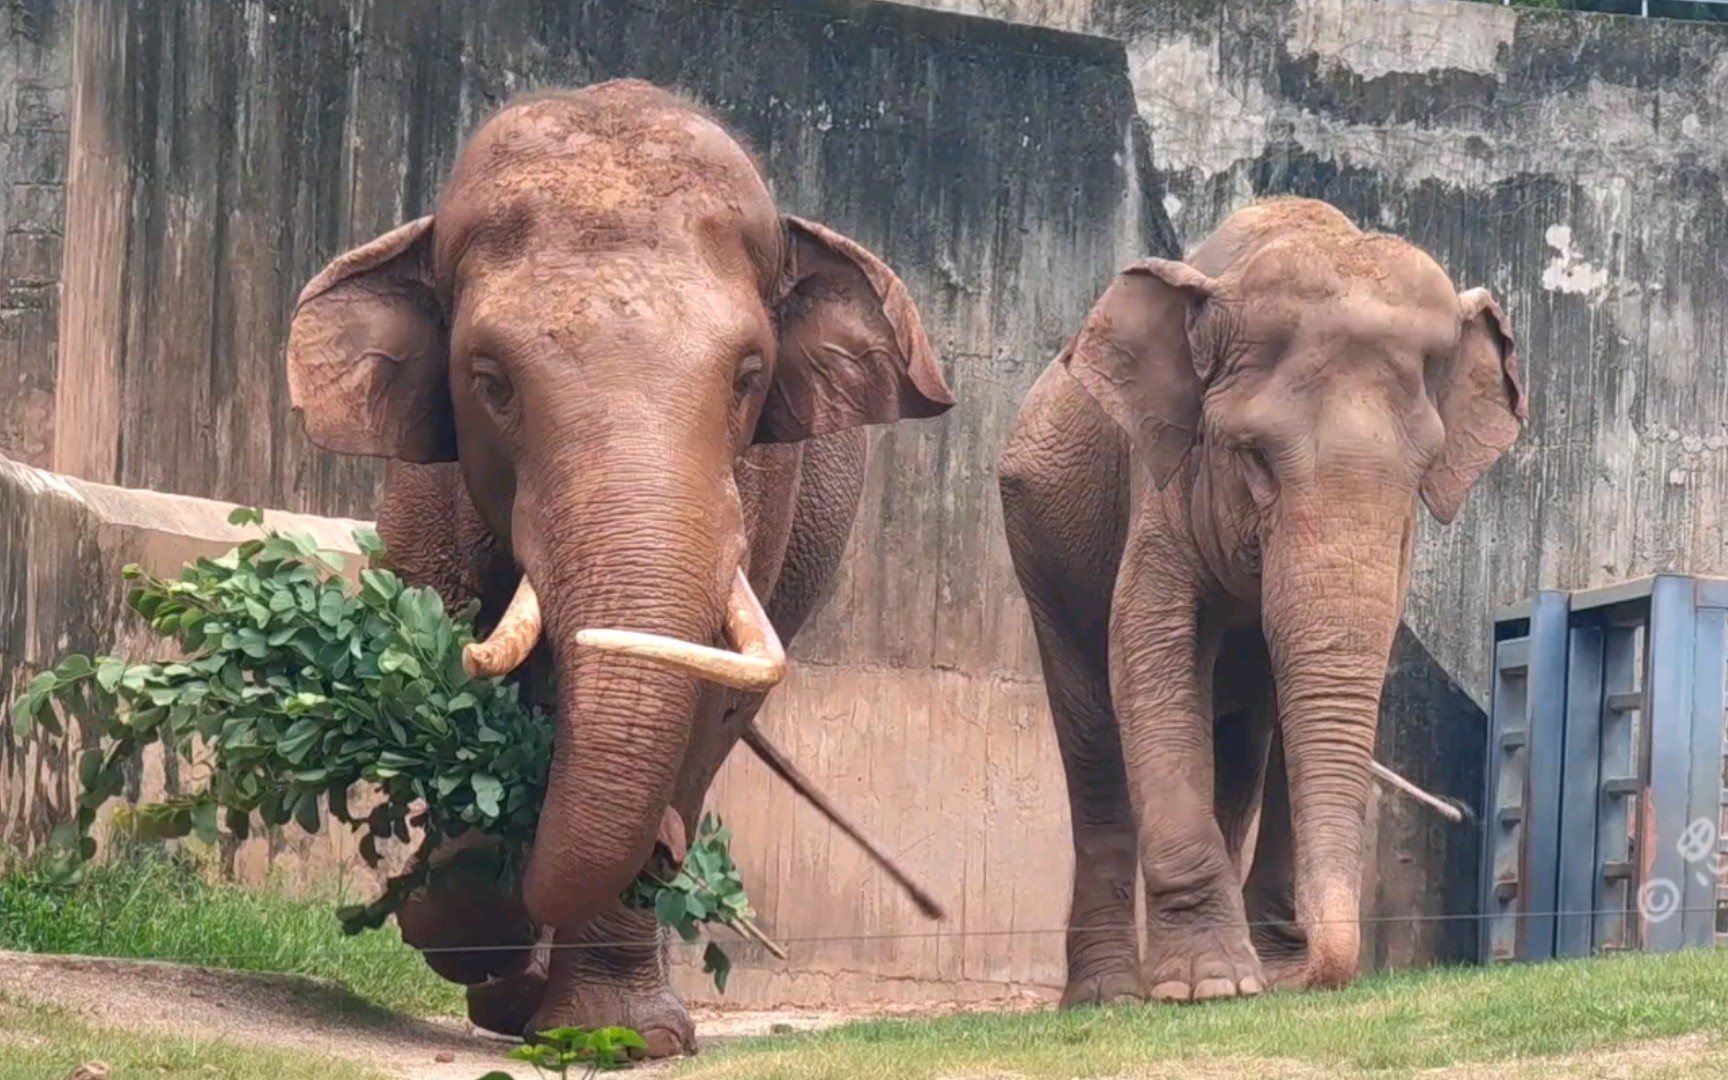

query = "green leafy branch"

[8,508,771,990]
[477,1025,647,1077]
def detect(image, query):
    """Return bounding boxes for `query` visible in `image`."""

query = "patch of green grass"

[680,949,1728,1080]
[0,843,463,1018]
[0,995,388,1080]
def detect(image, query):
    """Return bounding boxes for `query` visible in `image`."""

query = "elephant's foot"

[1143,923,1265,1002]
[466,952,549,1035]
[529,976,696,1060]
[529,904,696,1060]
[1059,966,1143,1009]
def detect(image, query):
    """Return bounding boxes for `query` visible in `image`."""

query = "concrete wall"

[4,0,1726,1007]
[5,0,1148,1006]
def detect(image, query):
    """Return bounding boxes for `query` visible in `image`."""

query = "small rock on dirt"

[770,1023,795,1035]
[434,1051,456,1063]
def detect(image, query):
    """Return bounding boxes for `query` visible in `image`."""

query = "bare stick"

[743,722,948,920]
[1369,760,1472,824]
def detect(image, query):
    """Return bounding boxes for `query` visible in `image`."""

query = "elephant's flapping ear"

[1061,259,1219,490]
[286,216,456,462]
[1419,288,1527,525]
[755,216,954,443]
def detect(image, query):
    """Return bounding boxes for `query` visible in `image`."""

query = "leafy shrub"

[9,509,758,990]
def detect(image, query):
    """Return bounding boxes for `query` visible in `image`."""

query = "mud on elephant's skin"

[999,197,1526,1007]
[284,79,955,1055]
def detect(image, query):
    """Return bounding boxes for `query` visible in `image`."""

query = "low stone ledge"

[0,453,386,887]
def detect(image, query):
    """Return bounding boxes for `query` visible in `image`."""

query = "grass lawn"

[0,995,387,1080]
[6,846,1728,1078]
[678,948,1728,1080]
[0,845,463,1018]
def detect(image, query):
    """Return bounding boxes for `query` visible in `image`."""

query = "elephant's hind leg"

[999,363,1140,1008]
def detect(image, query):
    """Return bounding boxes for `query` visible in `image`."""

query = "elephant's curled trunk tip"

[576,567,787,691]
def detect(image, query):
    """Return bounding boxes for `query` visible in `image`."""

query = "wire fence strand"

[38,903,1725,966]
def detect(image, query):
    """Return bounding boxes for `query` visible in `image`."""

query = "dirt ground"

[0,949,1017,1079]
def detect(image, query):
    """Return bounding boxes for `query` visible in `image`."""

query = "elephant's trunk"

[500,446,751,933]
[1260,499,1406,989]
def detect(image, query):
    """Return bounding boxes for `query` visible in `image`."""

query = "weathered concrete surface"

[5,0,1148,1007]
[0,453,392,890]
[5,0,1725,1007]
[902,0,1728,971]
[0,0,69,471]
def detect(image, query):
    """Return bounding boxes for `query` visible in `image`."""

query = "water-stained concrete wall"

[5,0,1726,1006]
[5,0,1148,1005]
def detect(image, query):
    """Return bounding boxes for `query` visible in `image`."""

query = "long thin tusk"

[1369,760,1472,825]
[463,575,543,679]
[575,568,787,692]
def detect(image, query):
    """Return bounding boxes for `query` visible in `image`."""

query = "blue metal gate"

[1480,575,1728,963]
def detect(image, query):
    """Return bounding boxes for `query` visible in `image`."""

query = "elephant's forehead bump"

[437,83,780,285]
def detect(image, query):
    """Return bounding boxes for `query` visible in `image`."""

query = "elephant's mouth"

[461,566,786,691]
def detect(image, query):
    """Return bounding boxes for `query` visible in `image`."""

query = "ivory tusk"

[462,575,543,679]
[576,568,787,692]
[1369,760,1472,825]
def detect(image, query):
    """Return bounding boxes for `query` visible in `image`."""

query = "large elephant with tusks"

[286,80,954,1056]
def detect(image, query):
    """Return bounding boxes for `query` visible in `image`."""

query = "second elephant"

[998,197,1527,1006]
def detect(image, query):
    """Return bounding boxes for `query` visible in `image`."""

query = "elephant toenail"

[1193,978,1237,1000]
[1149,981,1192,1002]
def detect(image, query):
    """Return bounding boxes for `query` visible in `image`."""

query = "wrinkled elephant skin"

[998,198,1526,1005]
[284,80,954,1054]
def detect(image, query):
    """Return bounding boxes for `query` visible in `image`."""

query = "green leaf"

[654,888,688,930]
[703,942,732,993]
[378,648,421,679]
[471,773,503,819]
[53,655,93,681]
[294,789,322,834]
[76,748,102,791]
[227,506,264,527]
[353,526,386,558]
[318,589,347,627]
[277,718,321,763]
[192,800,220,845]
[603,1027,648,1051]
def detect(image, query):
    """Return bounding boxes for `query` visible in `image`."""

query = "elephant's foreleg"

[1112,511,1263,1002]
[530,903,695,1059]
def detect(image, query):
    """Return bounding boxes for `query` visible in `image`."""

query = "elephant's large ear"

[286,216,456,462]
[1419,288,1528,525]
[755,216,954,444]
[1061,259,1218,490]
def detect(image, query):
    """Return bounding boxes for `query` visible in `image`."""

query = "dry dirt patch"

[0,950,900,1079]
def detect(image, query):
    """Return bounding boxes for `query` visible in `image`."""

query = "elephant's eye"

[734,353,766,396]
[1238,444,1277,506]
[471,360,515,418]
